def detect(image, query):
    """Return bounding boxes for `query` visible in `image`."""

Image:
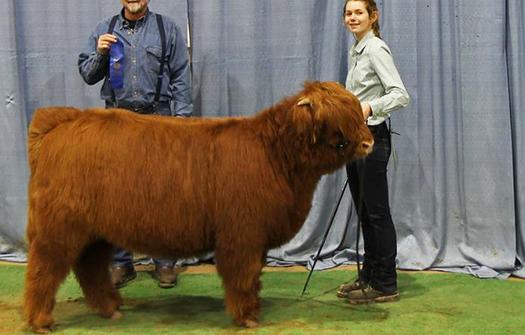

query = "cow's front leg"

[215,247,264,327]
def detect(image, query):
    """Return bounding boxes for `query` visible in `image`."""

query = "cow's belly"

[95,217,215,259]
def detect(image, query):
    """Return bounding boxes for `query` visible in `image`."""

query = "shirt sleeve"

[78,24,109,86]
[168,24,193,117]
[367,43,410,117]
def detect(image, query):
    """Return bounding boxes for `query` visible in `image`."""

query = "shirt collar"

[119,8,150,29]
[351,30,375,56]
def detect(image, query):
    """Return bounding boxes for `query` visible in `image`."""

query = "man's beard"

[127,3,146,14]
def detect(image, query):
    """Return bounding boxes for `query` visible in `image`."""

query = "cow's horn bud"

[297,97,311,106]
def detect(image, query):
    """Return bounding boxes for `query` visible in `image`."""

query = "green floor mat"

[1,264,523,334]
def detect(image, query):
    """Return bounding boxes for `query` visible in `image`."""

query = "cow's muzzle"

[358,139,374,156]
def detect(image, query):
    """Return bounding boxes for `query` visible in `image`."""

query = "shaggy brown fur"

[24,81,373,333]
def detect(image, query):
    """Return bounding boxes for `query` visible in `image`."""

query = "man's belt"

[106,101,170,114]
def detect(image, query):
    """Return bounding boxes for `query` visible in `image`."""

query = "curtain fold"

[0,0,28,259]
[507,0,525,278]
[0,0,523,279]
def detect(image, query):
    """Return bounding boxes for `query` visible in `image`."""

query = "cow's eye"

[335,139,348,151]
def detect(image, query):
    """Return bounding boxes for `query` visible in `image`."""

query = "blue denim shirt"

[78,10,192,117]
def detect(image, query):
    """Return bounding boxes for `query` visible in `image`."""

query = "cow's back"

[28,108,223,257]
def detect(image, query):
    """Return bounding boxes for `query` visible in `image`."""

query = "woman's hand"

[361,102,372,120]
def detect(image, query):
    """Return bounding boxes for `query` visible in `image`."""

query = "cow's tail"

[28,107,83,173]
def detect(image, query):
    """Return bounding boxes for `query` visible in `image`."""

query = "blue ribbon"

[109,39,125,89]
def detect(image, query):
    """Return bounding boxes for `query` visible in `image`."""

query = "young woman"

[338,0,410,304]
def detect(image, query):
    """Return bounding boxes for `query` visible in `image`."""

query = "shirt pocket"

[145,46,163,74]
[353,55,373,83]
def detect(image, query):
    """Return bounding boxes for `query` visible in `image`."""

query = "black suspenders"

[154,14,166,105]
[107,14,119,35]
[107,13,166,106]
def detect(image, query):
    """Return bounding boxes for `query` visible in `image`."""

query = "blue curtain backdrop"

[0,0,523,279]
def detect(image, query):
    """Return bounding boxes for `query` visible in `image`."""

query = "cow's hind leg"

[215,248,264,328]
[73,241,123,319]
[24,238,72,334]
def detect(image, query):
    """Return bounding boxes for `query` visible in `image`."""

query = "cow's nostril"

[361,140,374,153]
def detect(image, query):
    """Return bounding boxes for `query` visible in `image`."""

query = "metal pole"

[301,178,349,296]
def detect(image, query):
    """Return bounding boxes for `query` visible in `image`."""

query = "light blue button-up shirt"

[346,30,409,126]
[78,10,192,117]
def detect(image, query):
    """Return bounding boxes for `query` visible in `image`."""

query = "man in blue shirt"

[78,0,192,289]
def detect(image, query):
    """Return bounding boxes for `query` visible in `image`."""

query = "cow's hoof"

[100,308,122,319]
[242,319,259,328]
[33,326,52,334]
[31,315,54,334]
[110,311,123,320]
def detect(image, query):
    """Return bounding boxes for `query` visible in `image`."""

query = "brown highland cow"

[24,81,373,333]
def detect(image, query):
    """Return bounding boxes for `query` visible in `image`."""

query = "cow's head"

[288,81,374,173]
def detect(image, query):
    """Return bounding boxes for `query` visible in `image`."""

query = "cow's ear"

[296,96,322,144]
[291,97,316,143]
[312,109,325,145]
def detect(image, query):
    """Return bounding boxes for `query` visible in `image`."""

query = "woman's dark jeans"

[346,122,397,293]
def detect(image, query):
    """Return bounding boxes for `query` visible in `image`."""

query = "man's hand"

[97,34,118,55]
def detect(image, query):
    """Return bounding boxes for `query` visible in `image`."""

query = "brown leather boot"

[110,265,137,289]
[152,265,178,288]
[336,278,368,298]
[347,284,399,304]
